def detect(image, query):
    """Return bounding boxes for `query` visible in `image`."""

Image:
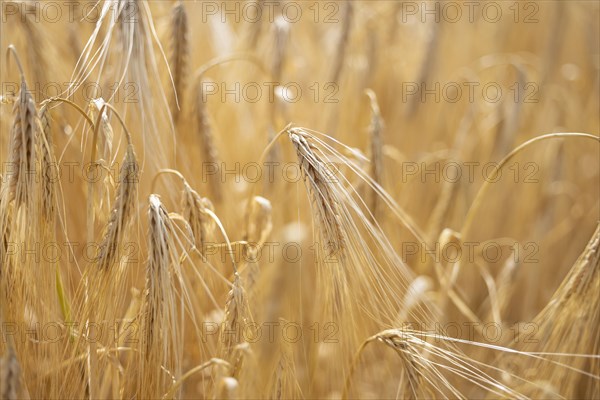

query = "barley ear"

[219,274,251,360]
[169,0,189,122]
[194,79,222,202]
[96,144,138,271]
[365,89,384,218]
[0,346,21,400]
[138,195,181,398]
[181,182,214,255]
[288,129,346,259]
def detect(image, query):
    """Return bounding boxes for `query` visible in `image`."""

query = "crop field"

[0,1,599,399]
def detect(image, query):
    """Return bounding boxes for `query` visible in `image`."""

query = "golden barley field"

[0,1,599,399]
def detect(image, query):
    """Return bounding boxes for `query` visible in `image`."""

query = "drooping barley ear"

[96,144,138,271]
[365,90,384,218]
[138,194,180,398]
[181,182,215,255]
[343,330,421,400]
[194,79,223,202]
[343,330,461,399]
[0,346,21,400]
[89,99,115,163]
[229,342,250,379]
[169,0,189,122]
[329,1,353,86]
[268,335,301,400]
[371,331,423,398]
[38,104,56,223]
[7,76,41,209]
[87,100,116,218]
[219,274,251,360]
[288,129,346,259]
[503,223,599,398]
[0,71,45,333]
[559,223,599,301]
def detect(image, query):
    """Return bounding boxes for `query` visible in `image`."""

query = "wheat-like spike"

[560,223,599,300]
[502,223,600,398]
[138,194,180,398]
[343,329,427,400]
[288,129,346,258]
[0,346,21,400]
[96,144,138,271]
[344,329,480,399]
[372,331,424,398]
[329,0,353,85]
[219,274,250,360]
[194,80,223,202]
[89,99,115,163]
[268,335,301,400]
[142,195,173,354]
[88,100,115,215]
[38,104,56,223]
[181,182,214,255]
[365,90,384,218]
[7,77,41,208]
[229,342,250,379]
[169,0,189,122]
